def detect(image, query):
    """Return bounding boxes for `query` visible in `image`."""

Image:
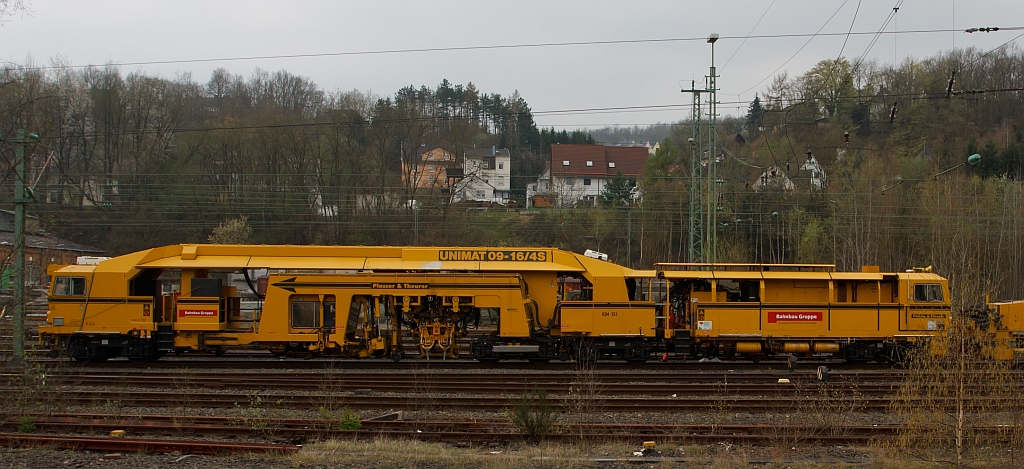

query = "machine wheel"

[787,354,798,371]
[750,353,763,364]
[391,350,404,363]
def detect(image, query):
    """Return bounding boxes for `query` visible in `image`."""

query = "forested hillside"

[1,46,1022,304]
[645,47,1024,304]
[0,67,589,250]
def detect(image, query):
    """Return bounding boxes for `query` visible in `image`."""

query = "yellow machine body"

[657,263,951,361]
[40,244,659,362]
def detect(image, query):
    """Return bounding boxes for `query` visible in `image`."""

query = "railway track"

[0,432,297,455]
[26,355,891,370]
[0,413,922,445]
[0,387,984,412]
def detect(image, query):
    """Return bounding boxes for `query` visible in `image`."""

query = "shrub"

[508,387,557,443]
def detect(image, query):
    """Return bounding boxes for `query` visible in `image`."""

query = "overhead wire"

[736,0,853,96]
[5,27,1021,72]
[721,0,777,71]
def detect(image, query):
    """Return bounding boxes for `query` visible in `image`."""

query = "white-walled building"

[457,146,512,204]
[527,144,649,208]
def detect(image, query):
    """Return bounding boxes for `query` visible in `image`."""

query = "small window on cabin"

[54,277,86,296]
[586,161,594,167]
[913,284,944,302]
[609,162,616,168]
[562,160,570,166]
[716,279,758,302]
[291,301,320,328]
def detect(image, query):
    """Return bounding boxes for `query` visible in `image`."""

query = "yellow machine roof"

[56,244,611,274]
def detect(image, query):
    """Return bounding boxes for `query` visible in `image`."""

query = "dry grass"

[293,438,910,468]
[291,438,591,468]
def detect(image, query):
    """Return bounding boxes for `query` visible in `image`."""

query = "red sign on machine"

[768,312,823,323]
[179,309,217,317]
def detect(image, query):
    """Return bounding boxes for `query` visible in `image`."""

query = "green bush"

[17,415,36,433]
[338,408,362,431]
[508,387,557,442]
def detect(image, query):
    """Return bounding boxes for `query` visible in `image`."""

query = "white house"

[752,165,795,191]
[800,152,827,190]
[527,144,649,208]
[456,146,512,204]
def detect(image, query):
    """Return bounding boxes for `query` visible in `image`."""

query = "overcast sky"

[2,0,1021,128]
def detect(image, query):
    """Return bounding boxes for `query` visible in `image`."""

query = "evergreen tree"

[745,94,764,137]
[600,171,636,208]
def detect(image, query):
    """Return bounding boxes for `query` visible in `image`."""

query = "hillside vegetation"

[1,46,1022,304]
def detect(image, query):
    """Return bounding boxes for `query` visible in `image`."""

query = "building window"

[476,190,485,198]
[566,178,575,185]
[483,162,489,169]
[427,165,435,172]
[428,176,437,184]
[609,162,616,168]
[583,178,591,186]
[497,176,504,186]
[562,160,570,166]
[444,155,451,161]
[586,161,593,167]
[498,162,504,169]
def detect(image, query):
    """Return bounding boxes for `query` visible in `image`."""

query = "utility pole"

[626,207,632,268]
[706,33,719,264]
[2,129,39,367]
[682,81,704,263]
[681,33,720,263]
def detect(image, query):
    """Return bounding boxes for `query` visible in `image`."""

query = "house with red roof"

[527,144,648,208]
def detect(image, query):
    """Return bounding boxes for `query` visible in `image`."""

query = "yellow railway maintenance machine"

[984,299,1024,360]
[41,244,664,363]
[657,263,952,363]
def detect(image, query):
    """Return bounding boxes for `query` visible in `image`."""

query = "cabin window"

[914,284,944,302]
[323,297,336,329]
[54,277,86,296]
[717,279,760,302]
[291,301,320,328]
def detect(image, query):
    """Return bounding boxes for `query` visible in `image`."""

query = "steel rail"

[2,388,1000,412]
[0,432,298,455]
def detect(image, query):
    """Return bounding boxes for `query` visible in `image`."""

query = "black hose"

[243,269,264,300]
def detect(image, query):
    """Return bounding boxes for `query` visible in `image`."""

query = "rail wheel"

[391,350,404,363]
